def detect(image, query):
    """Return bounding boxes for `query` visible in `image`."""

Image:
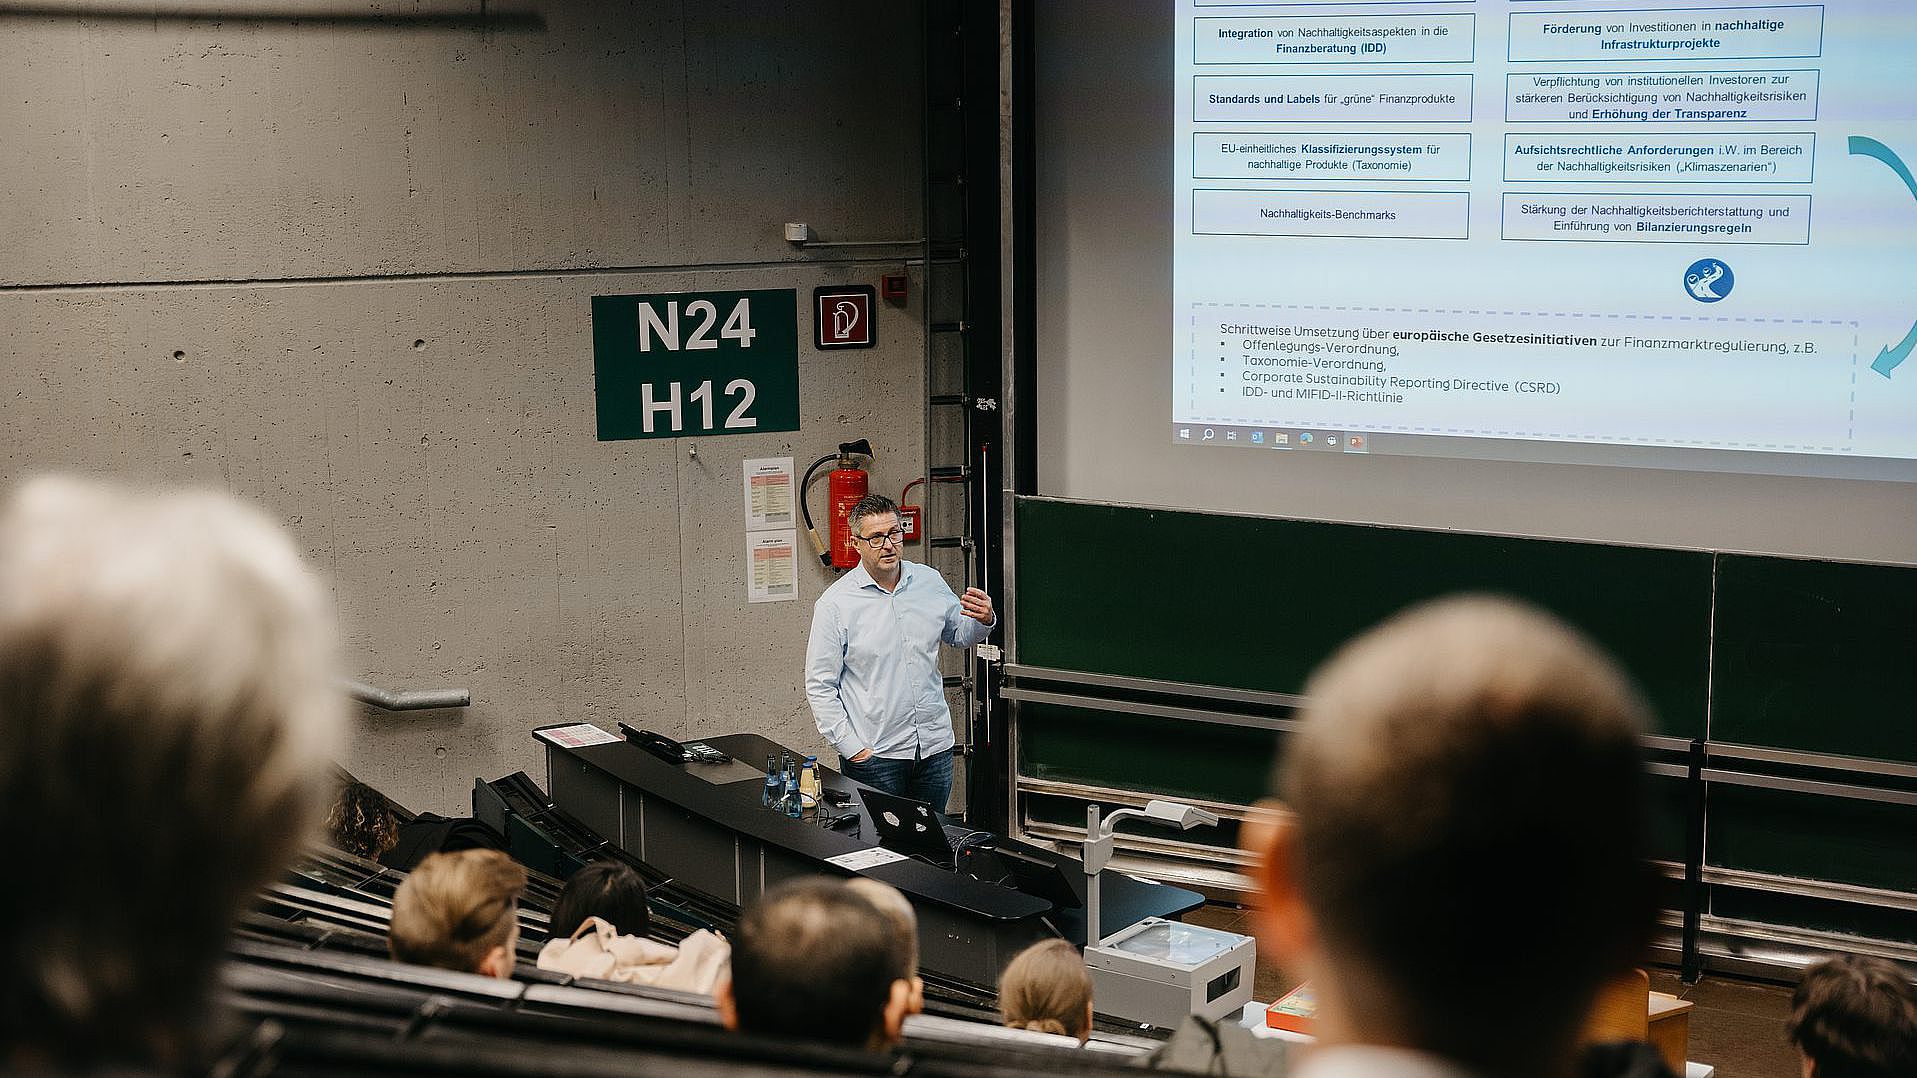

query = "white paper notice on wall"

[746,530,799,603]
[742,457,796,530]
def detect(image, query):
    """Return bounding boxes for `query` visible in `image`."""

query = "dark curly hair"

[326,780,399,861]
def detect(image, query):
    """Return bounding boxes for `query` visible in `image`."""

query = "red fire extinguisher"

[826,466,867,569]
[802,439,874,568]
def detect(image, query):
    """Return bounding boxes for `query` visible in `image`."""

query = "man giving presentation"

[804,493,995,810]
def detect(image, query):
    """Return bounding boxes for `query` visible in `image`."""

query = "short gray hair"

[845,492,899,536]
[0,476,346,1064]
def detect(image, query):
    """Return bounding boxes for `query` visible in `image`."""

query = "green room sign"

[592,288,799,441]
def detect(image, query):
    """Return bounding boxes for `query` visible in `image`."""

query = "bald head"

[1271,596,1656,1076]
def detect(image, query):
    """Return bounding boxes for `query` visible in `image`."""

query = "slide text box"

[1508,6,1825,62]
[1195,188,1470,240]
[1195,15,1475,65]
[1194,75,1473,122]
[1191,304,1859,453]
[1503,133,1815,183]
[1501,193,1811,243]
[1505,68,1820,122]
[1196,133,1471,181]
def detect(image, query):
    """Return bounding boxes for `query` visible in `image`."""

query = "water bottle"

[762,754,781,811]
[783,761,803,818]
[798,755,821,810]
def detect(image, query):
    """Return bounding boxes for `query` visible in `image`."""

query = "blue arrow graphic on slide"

[1849,136,1917,201]
[1848,136,1917,377]
[1874,319,1917,379]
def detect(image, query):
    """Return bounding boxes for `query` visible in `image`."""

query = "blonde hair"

[389,849,527,974]
[998,939,1092,1040]
[0,476,346,1063]
[845,877,919,971]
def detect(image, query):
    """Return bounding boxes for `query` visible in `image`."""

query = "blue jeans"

[840,748,954,813]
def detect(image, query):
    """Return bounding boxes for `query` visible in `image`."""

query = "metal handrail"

[1004,663,1308,710]
[998,683,1299,734]
[343,678,470,712]
[1708,741,1917,782]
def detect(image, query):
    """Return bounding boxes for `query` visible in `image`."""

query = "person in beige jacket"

[538,914,729,994]
[535,861,729,994]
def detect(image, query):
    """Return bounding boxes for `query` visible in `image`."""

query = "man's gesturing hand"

[960,587,995,624]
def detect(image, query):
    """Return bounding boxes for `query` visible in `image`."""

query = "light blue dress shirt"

[804,560,995,760]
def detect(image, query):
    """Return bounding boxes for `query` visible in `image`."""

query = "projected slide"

[1173,1,1917,479]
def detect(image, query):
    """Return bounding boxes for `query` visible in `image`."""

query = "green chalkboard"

[1014,699,1694,865]
[1707,784,1917,894]
[1703,553,1917,900]
[1018,701,1280,807]
[1712,888,1917,947]
[1014,498,1714,738]
[1012,498,1917,947]
[1711,554,1917,764]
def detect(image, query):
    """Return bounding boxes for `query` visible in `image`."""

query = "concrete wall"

[0,2,928,812]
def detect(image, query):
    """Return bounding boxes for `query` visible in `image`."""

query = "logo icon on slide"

[1684,259,1734,303]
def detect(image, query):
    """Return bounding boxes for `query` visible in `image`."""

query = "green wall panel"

[1014,497,1917,916]
[1712,554,1917,764]
[1017,701,1280,807]
[1706,784,1917,894]
[1015,498,1713,738]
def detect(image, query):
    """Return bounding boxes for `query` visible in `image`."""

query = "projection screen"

[1033,1,1916,564]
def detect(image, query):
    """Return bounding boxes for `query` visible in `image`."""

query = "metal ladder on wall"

[921,0,986,820]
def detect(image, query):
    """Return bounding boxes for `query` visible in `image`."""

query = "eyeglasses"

[856,527,906,549]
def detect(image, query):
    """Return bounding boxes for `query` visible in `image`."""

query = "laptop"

[856,787,956,867]
[994,844,1083,910]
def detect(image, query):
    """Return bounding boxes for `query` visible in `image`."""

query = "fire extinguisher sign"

[591,288,800,441]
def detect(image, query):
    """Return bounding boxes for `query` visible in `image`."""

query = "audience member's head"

[998,939,1094,1042]
[1246,596,1657,1078]
[0,476,347,1069]
[550,860,652,941]
[844,877,924,1014]
[1787,954,1917,1078]
[389,849,527,979]
[327,778,401,861]
[717,877,913,1051]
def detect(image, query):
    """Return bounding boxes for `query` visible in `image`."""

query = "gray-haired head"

[845,492,899,536]
[0,476,347,1067]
